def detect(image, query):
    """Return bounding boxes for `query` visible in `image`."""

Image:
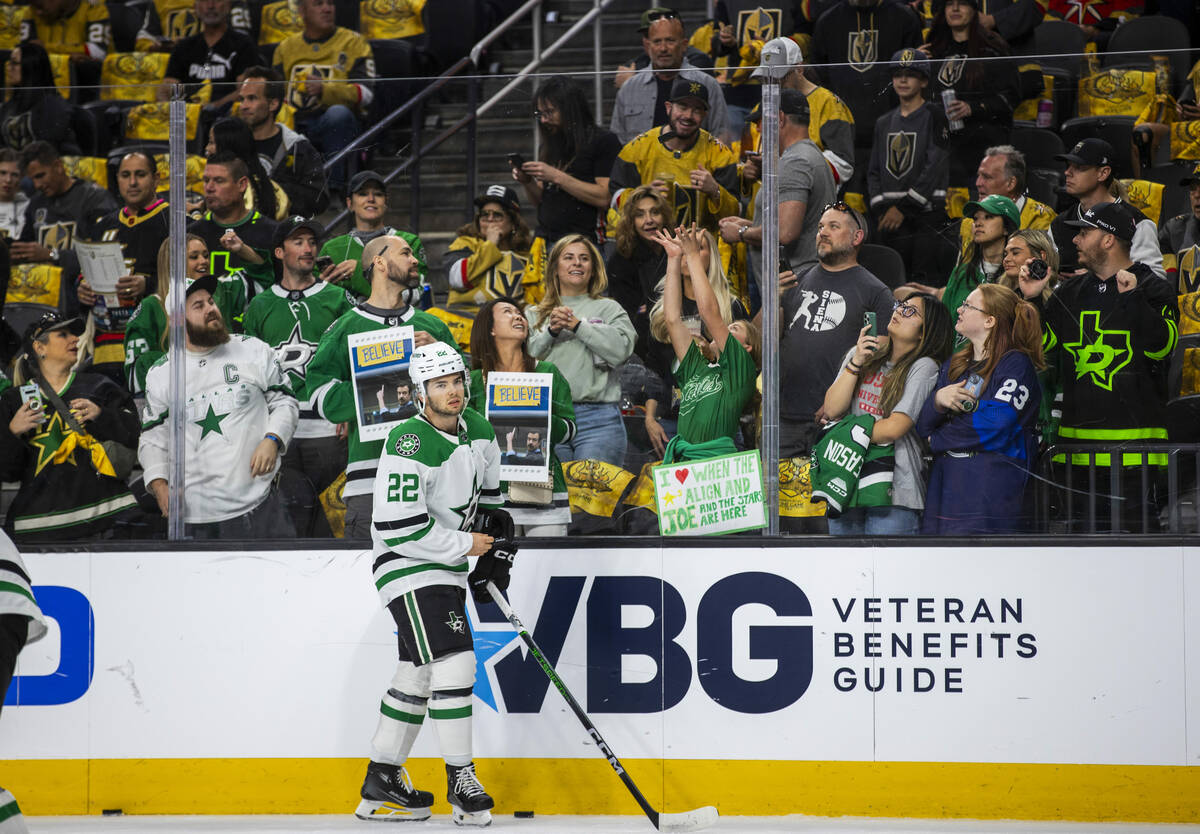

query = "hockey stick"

[485,582,719,833]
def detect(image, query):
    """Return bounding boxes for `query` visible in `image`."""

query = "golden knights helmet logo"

[1178,246,1200,299]
[937,55,967,87]
[162,7,200,41]
[0,111,34,150]
[670,184,703,227]
[886,131,916,179]
[847,29,878,73]
[737,7,782,45]
[485,251,528,300]
[37,219,76,253]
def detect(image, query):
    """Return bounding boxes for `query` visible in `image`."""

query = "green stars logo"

[1064,311,1132,391]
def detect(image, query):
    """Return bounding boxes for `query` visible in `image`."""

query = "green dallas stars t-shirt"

[674,333,757,445]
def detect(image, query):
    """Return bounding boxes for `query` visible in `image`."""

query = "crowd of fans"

[0,0,1198,542]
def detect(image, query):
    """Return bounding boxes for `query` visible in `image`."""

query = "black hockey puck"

[514,810,535,818]
[101,809,123,816]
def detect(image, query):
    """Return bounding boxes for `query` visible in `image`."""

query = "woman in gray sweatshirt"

[528,234,637,468]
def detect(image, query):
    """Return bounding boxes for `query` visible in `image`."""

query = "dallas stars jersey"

[188,210,278,297]
[867,102,949,217]
[444,236,533,312]
[1042,263,1179,464]
[123,279,249,395]
[305,305,460,500]
[242,281,354,439]
[371,408,501,604]
[272,27,376,114]
[0,530,47,647]
[19,0,110,59]
[609,127,740,231]
[318,227,427,301]
[0,372,140,542]
[140,334,298,524]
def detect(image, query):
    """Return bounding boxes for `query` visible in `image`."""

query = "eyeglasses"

[479,210,508,221]
[959,300,987,314]
[822,201,861,230]
[532,107,557,120]
[894,301,922,319]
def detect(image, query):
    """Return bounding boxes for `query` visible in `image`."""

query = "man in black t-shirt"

[158,0,259,112]
[237,66,327,216]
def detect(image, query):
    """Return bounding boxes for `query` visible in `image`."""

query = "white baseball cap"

[752,37,802,80]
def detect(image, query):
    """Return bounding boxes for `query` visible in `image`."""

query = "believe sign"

[652,450,767,536]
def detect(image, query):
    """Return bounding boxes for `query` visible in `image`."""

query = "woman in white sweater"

[528,234,636,467]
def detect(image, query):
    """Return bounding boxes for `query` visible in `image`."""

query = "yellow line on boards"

[1,759,1198,822]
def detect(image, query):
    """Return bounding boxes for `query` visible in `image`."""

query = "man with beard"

[243,216,351,537]
[188,151,278,300]
[139,274,298,538]
[609,79,739,235]
[610,8,727,144]
[306,235,460,539]
[157,0,259,111]
[80,151,169,383]
[237,66,327,216]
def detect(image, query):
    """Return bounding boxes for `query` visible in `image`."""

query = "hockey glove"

[468,548,514,604]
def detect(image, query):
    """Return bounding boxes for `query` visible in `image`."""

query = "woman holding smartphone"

[916,284,1044,535]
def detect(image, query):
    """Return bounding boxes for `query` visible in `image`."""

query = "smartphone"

[314,255,334,272]
[960,372,985,412]
[18,383,44,421]
[506,153,525,170]
[863,311,877,336]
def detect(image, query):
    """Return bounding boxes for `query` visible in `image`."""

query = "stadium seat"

[61,156,109,190]
[0,6,23,51]
[1032,20,1088,77]
[361,0,424,41]
[99,53,169,103]
[420,0,478,72]
[1120,178,1167,224]
[1026,169,1061,210]
[1076,67,1158,119]
[1060,116,1137,177]
[1104,15,1192,96]
[1143,160,1194,221]
[48,54,74,101]
[856,243,906,291]
[70,104,106,156]
[109,1,146,54]
[124,101,202,141]
[1011,127,1066,171]
[258,0,301,45]
[369,38,419,128]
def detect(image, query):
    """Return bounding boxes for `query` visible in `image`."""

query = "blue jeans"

[297,105,361,190]
[827,506,921,536]
[555,402,627,469]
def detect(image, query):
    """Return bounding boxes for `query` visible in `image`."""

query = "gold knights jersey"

[272,27,376,114]
[19,0,111,59]
[360,0,426,40]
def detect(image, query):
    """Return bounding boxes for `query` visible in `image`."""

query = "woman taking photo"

[1,313,140,542]
[916,283,1044,535]
[644,225,750,458]
[649,225,759,463]
[822,293,955,535]
[528,234,636,468]
[606,184,670,358]
[1001,229,1058,302]
[469,297,576,536]
[513,75,620,247]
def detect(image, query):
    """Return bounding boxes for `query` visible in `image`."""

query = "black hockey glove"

[469,509,517,604]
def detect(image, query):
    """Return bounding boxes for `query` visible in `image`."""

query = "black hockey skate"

[355,762,434,822]
[446,762,493,827]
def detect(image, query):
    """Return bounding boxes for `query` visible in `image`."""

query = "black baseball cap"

[474,184,520,214]
[1065,201,1137,243]
[23,311,84,346]
[273,215,325,248]
[667,77,709,109]
[185,274,219,299]
[891,48,931,79]
[348,170,386,194]
[1180,161,1200,186]
[1055,138,1116,169]
[638,6,679,32]
[780,89,810,119]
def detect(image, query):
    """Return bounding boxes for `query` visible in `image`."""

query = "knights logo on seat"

[886,131,916,179]
[847,30,878,73]
[737,7,781,45]
[163,8,200,41]
[485,251,527,300]
[938,55,967,87]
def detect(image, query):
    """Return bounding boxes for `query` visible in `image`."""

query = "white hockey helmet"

[408,341,469,404]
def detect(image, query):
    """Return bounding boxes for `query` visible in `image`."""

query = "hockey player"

[355,341,513,827]
[243,215,352,536]
[139,274,299,537]
[306,234,459,539]
[0,530,47,834]
[867,49,953,287]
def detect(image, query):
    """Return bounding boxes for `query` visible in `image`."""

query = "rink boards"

[1,543,1198,822]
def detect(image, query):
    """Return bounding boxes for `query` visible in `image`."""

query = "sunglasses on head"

[822,201,861,230]
[646,10,679,23]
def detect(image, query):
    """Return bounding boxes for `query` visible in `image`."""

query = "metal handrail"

[324,0,617,234]
[320,0,545,175]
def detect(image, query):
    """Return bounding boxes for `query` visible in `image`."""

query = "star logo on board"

[468,610,519,712]
[194,404,229,438]
[29,412,73,475]
[445,611,466,634]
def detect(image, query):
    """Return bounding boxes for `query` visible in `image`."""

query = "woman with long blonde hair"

[606,184,670,356]
[528,234,636,467]
[916,283,1045,534]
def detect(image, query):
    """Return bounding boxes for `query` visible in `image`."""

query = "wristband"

[738,224,749,241]
[571,319,581,332]
[265,433,283,450]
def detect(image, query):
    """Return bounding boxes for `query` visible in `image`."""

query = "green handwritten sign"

[652,450,767,536]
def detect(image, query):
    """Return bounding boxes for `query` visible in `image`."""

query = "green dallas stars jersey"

[242,281,354,439]
[371,408,502,604]
[305,305,461,500]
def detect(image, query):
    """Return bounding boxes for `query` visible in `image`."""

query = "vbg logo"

[4,586,94,707]
[472,572,812,715]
